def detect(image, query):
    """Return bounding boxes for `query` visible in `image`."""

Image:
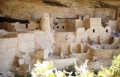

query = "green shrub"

[63,64,76,76]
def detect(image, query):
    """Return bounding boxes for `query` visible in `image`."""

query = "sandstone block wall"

[75,19,83,30]
[70,43,81,53]
[61,43,70,55]
[0,22,16,32]
[50,58,79,70]
[76,28,85,43]
[28,22,40,30]
[40,13,50,32]
[117,18,120,30]
[83,19,90,30]
[3,33,17,38]
[103,45,119,49]
[54,32,75,43]
[90,48,113,59]
[66,20,75,32]
[12,22,27,32]
[53,22,66,32]
[72,53,93,61]
[30,49,49,59]
[53,43,61,55]
[0,38,17,73]
[112,37,120,45]
[107,20,117,30]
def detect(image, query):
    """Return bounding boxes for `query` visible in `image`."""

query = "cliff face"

[0,0,119,22]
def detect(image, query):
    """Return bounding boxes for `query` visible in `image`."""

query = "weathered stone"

[0,38,17,73]
[20,64,30,71]
[30,49,49,59]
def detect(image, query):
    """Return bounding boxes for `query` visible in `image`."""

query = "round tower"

[40,13,50,32]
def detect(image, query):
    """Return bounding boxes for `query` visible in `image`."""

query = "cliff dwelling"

[0,0,120,77]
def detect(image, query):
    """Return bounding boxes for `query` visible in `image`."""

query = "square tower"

[90,18,101,28]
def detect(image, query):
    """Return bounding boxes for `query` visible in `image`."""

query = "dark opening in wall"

[63,26,64,29]
[106,29,108,32]
[36,28,38,30]
[57,26,59,28]
[0,17,29,23]
[54,22,58,25]
[81,16,83,20]
[53,26,54,29]
[93,29,95,33]
[26,24,28,29]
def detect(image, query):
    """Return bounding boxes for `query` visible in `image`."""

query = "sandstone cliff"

[0,0,119,22]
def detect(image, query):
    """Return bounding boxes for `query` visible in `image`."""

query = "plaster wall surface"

[34,31,53,53]
[90,18,101,28]
[18,33,35,53]
[43,32,55,46]
[0,38,17,73]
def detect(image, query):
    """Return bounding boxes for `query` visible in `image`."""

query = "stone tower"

[40,13,50,32]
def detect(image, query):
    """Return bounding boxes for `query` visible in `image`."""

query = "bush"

[31,60,94,77]
[63,64,76,76]
[97,55,120,77]
[31,60,66,77]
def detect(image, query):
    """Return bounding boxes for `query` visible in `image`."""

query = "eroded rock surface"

[0,0,119,22]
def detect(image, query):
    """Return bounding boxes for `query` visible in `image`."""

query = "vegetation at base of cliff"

[97,55,120,77]
[16,54,120,77]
